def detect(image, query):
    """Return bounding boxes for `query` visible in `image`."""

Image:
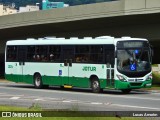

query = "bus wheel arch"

[90,75,103,93]
[33,73,43,89]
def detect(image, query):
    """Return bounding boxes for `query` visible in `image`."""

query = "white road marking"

[91,102,103,105]
[0,94,23,97]
[34,98,43,101]
[112,104,160,110]
[104,103,111,105]
[62,100,71,103]
[10,97,20,100]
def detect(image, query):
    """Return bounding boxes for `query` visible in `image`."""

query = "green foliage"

[28,103,42,111]
[152,64,158,67]
[152,72,160,85]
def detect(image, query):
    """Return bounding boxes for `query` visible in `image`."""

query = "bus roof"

[6,36,148,46]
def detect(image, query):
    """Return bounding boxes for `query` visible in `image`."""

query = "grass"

[0,105,154,120]
[0,115,152,120]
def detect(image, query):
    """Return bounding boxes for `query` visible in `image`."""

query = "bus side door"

[62,46,74,86]
[105,45,115,87]
[17,46,26,82]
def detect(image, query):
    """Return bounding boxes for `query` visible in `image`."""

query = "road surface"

[0,82,160,112]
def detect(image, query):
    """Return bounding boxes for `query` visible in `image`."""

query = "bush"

[152,72,160,85]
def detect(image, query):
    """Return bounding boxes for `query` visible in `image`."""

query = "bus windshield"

[117,48,151,73]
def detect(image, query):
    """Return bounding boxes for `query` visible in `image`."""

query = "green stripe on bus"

[5,74,152,90]
[5,74,107,89]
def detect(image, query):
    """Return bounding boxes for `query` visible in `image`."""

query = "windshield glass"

[117,49,151,72]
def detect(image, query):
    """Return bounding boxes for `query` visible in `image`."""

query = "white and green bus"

[5,36,153,93]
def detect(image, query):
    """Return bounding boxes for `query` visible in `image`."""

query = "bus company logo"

[2,112,42,117]
[135,78,138,82]
[82,66,96,71]
[2,112,11,117]
[8,65,13,68]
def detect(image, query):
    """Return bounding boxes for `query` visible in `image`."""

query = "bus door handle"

[19,62,22,66]
[69,59,72,67]
[64,59,68,66]
[19,61,25,66]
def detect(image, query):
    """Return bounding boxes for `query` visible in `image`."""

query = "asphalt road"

[0,82,160,111]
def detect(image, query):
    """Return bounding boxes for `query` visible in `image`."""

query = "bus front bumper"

[114,80,152,90]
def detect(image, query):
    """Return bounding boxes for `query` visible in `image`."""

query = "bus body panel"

[6,62,108,88]
[5,36,152,92]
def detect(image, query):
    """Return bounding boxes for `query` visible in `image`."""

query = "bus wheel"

[121,89,131,94]
[34,74,43,89]
[91,77,102,93]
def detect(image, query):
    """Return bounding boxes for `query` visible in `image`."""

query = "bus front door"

[62,46,74,86]
[105,48,114,87]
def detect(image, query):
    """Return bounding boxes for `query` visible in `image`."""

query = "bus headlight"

[116,74,126,81]
[146,74,152,80]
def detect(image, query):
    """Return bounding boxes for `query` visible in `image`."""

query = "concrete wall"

[146,0,160,8]
[124,0,160,14]
[0,5,3,16]
[0,0,123,29]
[1,0,160,30]
[124,0,145,11]
[0,40,6,54]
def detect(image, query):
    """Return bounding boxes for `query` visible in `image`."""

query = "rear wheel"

[34,74,44,89]
[121,89,131,94]
[91,77,103,93]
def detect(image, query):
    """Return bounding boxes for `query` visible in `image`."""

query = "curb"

[133,89,160,93]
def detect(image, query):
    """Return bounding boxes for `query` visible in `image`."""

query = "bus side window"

[90,45,103,63]
[7,46,17,61]
[39,46,48,62]
[75,45,89,63]
[27,46,35,61]
[49,45,61,62]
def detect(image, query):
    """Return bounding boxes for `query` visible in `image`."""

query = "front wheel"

[91,77,103,93]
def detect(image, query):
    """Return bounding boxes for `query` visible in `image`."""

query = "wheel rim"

[35,76,41,87]
[92,81,99,90]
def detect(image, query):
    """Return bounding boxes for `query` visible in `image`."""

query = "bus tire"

[121,89,131,94]
[91,77,102,93]
[34,74,43,89]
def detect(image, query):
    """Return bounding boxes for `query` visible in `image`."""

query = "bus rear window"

[6,46,17,61]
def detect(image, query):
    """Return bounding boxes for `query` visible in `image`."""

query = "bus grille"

[130,83,142,86]
[128,79,143,82]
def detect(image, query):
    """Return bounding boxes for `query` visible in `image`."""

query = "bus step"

[64,85,72,88]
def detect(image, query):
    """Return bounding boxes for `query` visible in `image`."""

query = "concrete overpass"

[1,0,160,75]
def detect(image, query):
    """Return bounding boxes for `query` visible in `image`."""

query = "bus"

[5,36,153,93]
